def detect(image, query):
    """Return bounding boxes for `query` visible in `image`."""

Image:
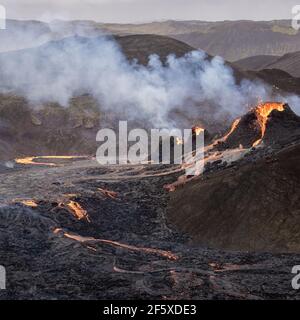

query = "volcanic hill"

[235,51,300,77]
[167,103,300,253]
[216,103,300,149]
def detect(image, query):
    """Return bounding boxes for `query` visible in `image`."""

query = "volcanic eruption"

[167,101,300,254]
[164,101,300,193]
[215,102,300,150]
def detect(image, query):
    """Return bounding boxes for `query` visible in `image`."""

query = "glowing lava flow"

[19,199,38,207]
[15,156,87,166]
[252,102,285,147]
[66,201,91,222]
[164,102,287,193]
[53,229,178,261]
[222,118,241,142]
[15,157,57,166]
[213,118,241,145]
[163,120,246,193]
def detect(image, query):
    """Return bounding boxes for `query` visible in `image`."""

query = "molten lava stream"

[53,229,179,261]
[211,117,241,147]
[18,199,38,207]
[252,102,285,147]
[15,157,57,166]
[15,156,87,166]
[66,201,91,222]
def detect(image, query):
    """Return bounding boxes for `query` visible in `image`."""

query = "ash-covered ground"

[0,155,299,300]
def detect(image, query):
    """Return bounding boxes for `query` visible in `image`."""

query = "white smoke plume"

[0,24,299,127]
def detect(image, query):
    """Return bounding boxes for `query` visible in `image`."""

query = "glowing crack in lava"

[15,156,87,166]
[222,118,241,142]
[66,201,91,222]
[53,229,178,261]
[19,199,38,207]
[212,118,241,145]
[252,102,285,147]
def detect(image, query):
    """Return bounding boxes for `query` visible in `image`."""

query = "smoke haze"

[0,25,299,127]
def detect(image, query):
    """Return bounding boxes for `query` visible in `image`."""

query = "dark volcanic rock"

[167,142,300,253]
[249,69,300,96]
[222,112,261,149]
[263,105,300,146]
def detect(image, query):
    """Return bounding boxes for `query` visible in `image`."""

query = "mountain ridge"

[2,19,300,61]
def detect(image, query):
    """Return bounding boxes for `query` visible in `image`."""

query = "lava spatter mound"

[216,102,300,149]
[262,104,300,146]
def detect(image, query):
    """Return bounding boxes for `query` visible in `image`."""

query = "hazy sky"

[1,0,299,23]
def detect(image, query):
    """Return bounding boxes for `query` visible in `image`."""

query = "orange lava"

[192,126,205,136]
[174,126,203,146]
[66,201,90,222]
[55,230,178,260]
[219,118,241,143]
[53,228,62,234]
[19,199,38,207]
[252,102,285,147]
[15,157,57,166]
[98,188,119,200]
[15,156,86,166]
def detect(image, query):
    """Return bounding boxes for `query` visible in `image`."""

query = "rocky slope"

[247,69,300,96]
[235,51,300,77]
[99,20,300,61]
[0,94,102,160]
[167,105,300,253]
[115,34,194,65]
[0,34,196,161]
[264,51,300,77]
[234,55,280,71]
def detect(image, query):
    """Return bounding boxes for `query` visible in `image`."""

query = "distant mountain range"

[101,20,300,61]
[2,19,300,62]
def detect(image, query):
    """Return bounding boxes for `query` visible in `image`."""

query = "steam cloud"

[0,25,299,127]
